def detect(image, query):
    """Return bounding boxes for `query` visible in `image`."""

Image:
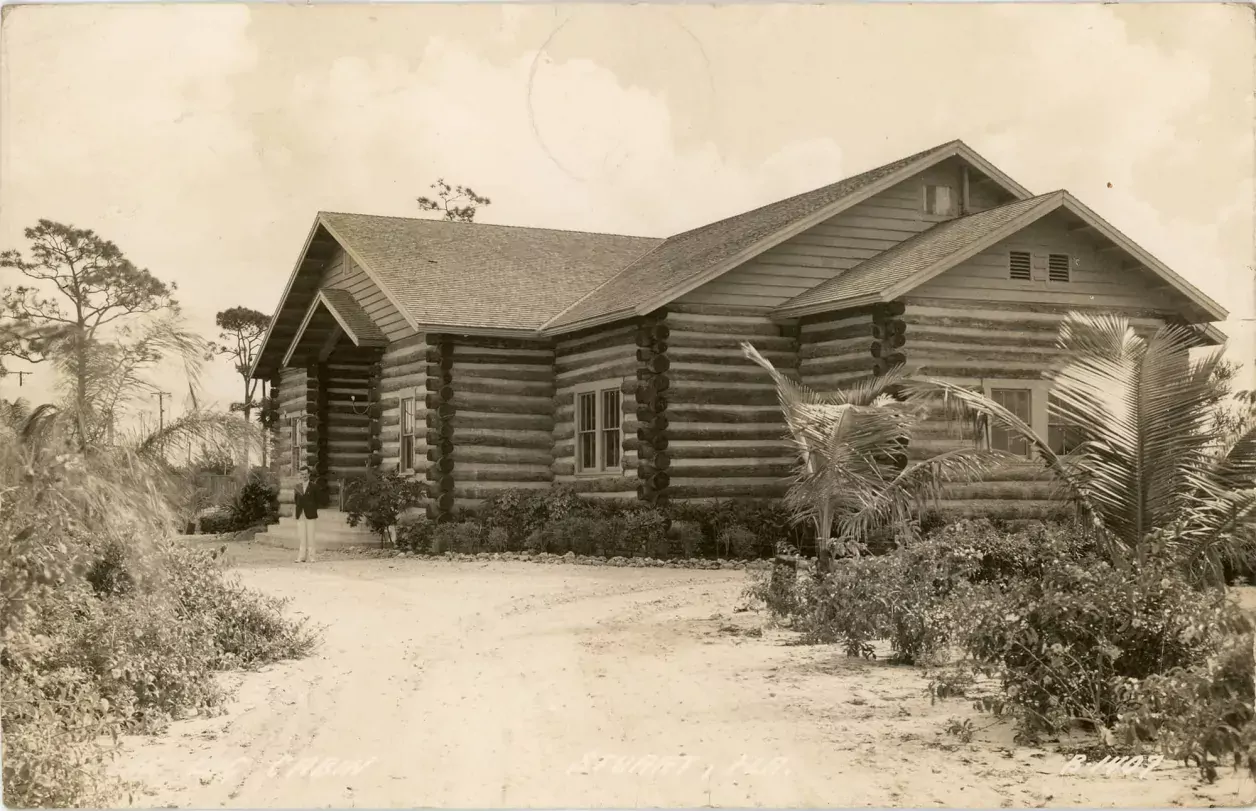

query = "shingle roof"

[775,193,1063,314]
[318,213,661,332]
[542,140,963,330]
[318,288,386,344]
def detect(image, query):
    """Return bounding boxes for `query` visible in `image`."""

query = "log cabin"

[249,139,1229,522]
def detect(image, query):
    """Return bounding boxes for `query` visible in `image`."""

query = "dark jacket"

[293,483,319,520]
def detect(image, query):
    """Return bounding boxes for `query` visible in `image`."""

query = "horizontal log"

[799,355,877,377]
[799,304,880,328]
[452,429,551,450]
[668,365,772,385]
[452,464,554,484]
[797,320,874,345]
[445,349,552,367]
[555,361,636,389]
[663,385,780,407]
[380,373,426,395]
[666,317,774,338]
[452,363,553,384]
[380,359,429,379]
[455,391,552,415]
[668,442,793,460]
[453,412,554,432]
[664,405,784,424]
[555,323,637,356]
[454,446,553,465]
[449,334,553,352]
[667,482,791,500]
[665,461,795,479]
[551,474,639,494]
[448,376,553,398]
[668,335,794,359]
[668,425,789,443]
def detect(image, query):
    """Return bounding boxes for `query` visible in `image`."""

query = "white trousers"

[296,515,317,562]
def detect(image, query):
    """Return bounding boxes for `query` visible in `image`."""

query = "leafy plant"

[343,470,426,545]
[905,313,1256,585]
[741,341,999,552]
[228,474,278,529]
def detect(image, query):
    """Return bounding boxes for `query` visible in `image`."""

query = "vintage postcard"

[0,2,1253,808]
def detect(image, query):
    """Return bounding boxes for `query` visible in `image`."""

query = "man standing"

[293,467,319,563]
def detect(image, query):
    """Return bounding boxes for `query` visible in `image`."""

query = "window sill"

[573,469,624,478]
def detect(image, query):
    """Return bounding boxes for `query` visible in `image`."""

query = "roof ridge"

[317,210,660,241]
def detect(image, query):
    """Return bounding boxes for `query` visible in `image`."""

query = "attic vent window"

[923,185,956,217]
[1009,251,1032,280]
[1048,253,1071,283]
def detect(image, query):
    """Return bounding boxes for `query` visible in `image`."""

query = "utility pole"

[0,370,31,387]
[153,391,171,433]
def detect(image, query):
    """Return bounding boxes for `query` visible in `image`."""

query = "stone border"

[347,547,774,570]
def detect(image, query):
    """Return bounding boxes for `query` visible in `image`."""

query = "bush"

[432,521,485,555]
[717,525,762,560]
[395,516,434,554]
[671,499,803,557]
[229,475,278,529]
[197,506,236,535]
[1113,628,1256,781]
[343,470,425,544]
[954,556,1243,742]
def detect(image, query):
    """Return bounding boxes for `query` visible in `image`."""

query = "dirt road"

[112,541,1253,808]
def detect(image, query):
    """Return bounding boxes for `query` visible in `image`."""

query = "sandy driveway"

[111,540,1253,808]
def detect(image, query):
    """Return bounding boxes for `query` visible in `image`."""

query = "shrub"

[670,499,805,558]
[431,521,485,554]
[229,475,278,528]
[669,520,703,559]
[395,516,434,554]
[197,506,236,535]
[539,515,604,556]
[614,509,668,558]
[343,470,425,544]
[1113,628,1256,781]
[954,557,1242,742]
[717,525,762,560]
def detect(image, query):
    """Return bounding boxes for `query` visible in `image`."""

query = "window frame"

[1047,392,1087,455]
[922,184,957,219]
[287,415,304,471]
[573,379,624,475]
[399,396,416,473]
[987,387,1033,458]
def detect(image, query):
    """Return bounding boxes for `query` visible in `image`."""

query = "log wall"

[552,322,638,501]
[274,366,309,515]
[633,313,673,508]
[442,335,555,513]
[798,305,880,392]
[899,296,1174,521]
[379,333,430,500]
[662,305,796,502]
[321,342,382,503]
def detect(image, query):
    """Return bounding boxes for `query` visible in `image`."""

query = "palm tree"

[901,312,1256,586]
[740,342,1001,560]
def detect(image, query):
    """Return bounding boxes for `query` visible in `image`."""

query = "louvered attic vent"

[1009,251,1032,280]
[1048,253,1071,282]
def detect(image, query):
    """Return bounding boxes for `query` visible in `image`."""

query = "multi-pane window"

[923,184,956,217]
[989,388,1032,457]
[400,396,416,472]
[288,416,303,471]
[1048,253,1072,283]
[575,384,622,473]
[1047,393,1086,455]
[1009,250,1032,280]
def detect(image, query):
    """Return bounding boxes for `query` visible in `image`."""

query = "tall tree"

[0,220,180,447]
[206,306,270,422]
[416,179,491,222]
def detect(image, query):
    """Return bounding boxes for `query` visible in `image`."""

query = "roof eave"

[1058,194,1229,323]
[540,308,637,337]
[250,215,326,380]
[316,214,425,334]
[771,292,885,320]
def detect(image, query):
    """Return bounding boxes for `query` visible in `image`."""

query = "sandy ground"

[109,540,1255,808]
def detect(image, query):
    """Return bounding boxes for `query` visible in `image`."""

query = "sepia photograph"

[0,1,1254,808]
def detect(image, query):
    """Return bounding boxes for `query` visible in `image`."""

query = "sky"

[1,1,1253,426]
